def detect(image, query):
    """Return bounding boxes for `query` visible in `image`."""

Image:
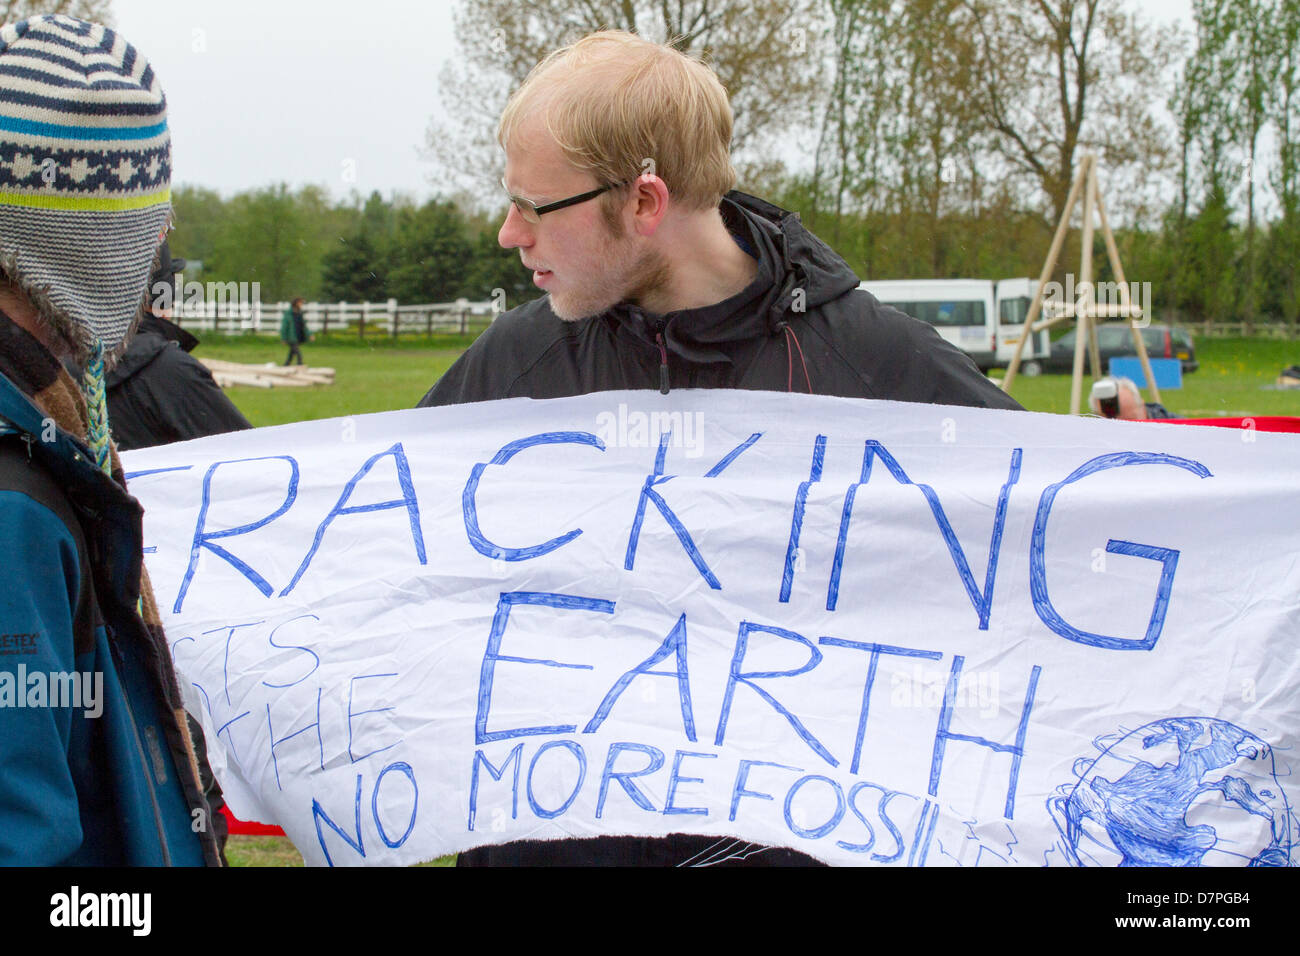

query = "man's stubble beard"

[549,220,672,323]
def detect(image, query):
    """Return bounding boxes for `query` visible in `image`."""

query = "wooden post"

[1002,154,1091,390]
[389,298,399,339]
[1005,152,1154,415]
[1070,161,1099,415]
[1095,190,1161,404]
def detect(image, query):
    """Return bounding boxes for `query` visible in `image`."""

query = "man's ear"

[631,174,669,237]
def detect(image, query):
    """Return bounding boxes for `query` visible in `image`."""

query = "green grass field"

[995,337,1300,417]
[224,835,454,867]
[194,332,1300,427]
[199,330,1296,866]
[195,333,477,426]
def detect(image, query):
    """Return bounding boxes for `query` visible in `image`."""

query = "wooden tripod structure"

[1001,153,1159,414]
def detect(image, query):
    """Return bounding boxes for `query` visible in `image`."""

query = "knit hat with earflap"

[0,15,171,367]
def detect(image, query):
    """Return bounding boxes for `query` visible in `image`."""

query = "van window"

[999,297,1031,325]
[885,300,986,328]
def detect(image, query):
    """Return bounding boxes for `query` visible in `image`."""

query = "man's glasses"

[501,178,624,224]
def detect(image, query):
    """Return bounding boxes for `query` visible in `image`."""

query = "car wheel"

[1021,360,1043,377]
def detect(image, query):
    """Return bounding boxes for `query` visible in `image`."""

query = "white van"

[858,278,1050,374]
[994,278,1051,375]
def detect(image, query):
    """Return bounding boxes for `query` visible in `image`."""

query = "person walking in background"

[281,296,309,365]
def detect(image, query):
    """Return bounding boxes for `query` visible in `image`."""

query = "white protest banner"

[122,390,1300,867]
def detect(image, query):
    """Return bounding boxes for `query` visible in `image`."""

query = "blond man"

[420,30,1021,866]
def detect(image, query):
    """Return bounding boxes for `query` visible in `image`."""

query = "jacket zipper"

[655,332,670,394]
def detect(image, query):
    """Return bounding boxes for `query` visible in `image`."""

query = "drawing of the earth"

[1048,717,1294,866]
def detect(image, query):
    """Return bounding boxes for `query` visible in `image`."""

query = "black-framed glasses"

[501,178,624,224]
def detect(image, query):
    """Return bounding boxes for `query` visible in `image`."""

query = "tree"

[320,231,387,303]
[425,0,825,201]
[386,200,474,304]
[169,184,228,279]
[1175,0,1296,329]
[204,184,344,303]
[1268,0,1300,332]
[1181,183,1239,327]
[460,210,534,309]
[1183,0,1280,329]
[961,0,1185,226]
[320,191,397,303]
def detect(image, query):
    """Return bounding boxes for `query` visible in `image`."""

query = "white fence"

[174,299,497,337]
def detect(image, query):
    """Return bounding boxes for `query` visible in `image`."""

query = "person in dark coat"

[281,297,309,366]
[418,31,1021,867]
[106,241,252,452]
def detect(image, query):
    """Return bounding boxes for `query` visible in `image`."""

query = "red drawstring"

[783,324,812,393]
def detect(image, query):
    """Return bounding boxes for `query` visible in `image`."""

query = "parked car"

[1044,324,1198,374]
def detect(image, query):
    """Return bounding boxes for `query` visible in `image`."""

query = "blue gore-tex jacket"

[0,368,218,866]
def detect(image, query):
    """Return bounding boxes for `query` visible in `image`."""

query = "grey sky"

[112,0,1195,203]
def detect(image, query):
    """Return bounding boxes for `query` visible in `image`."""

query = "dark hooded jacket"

[421,191,1022,866]
[420,192,1022,412]
[105,314,251,452]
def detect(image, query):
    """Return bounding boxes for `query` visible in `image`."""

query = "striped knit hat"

[0,15,170,365]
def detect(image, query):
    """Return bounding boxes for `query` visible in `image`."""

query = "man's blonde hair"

[498,30,737,212]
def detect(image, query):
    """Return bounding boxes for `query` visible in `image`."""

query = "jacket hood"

[104,315,197,388]
[725,190,862,312]
[606,190,862,365]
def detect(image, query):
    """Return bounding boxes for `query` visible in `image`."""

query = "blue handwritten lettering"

[827,442,1022,629]
[927,656,1041,818]
[462,431,605,561]
[778,434,827,602]
[716,622,837,766]
[468,743,524,831]
[584,613,695,741]
[818,637,943,774]
[596,742,665,817]
[476,592,612,744]
[282,443,426,596]
[623,431,757,588]
[313,774,365,867]
[174,456,299,613]
[1029,451,1211,650]
[372,761,419,849]
[267,687,324,791]
[526,740,587,819]
[729,759,802,822]
[261,614,321,689]
[784,774,846,840]
[664,750,716,816]
[348,672,401,763]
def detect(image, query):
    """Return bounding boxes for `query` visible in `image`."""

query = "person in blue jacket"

[0,15,220,866]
